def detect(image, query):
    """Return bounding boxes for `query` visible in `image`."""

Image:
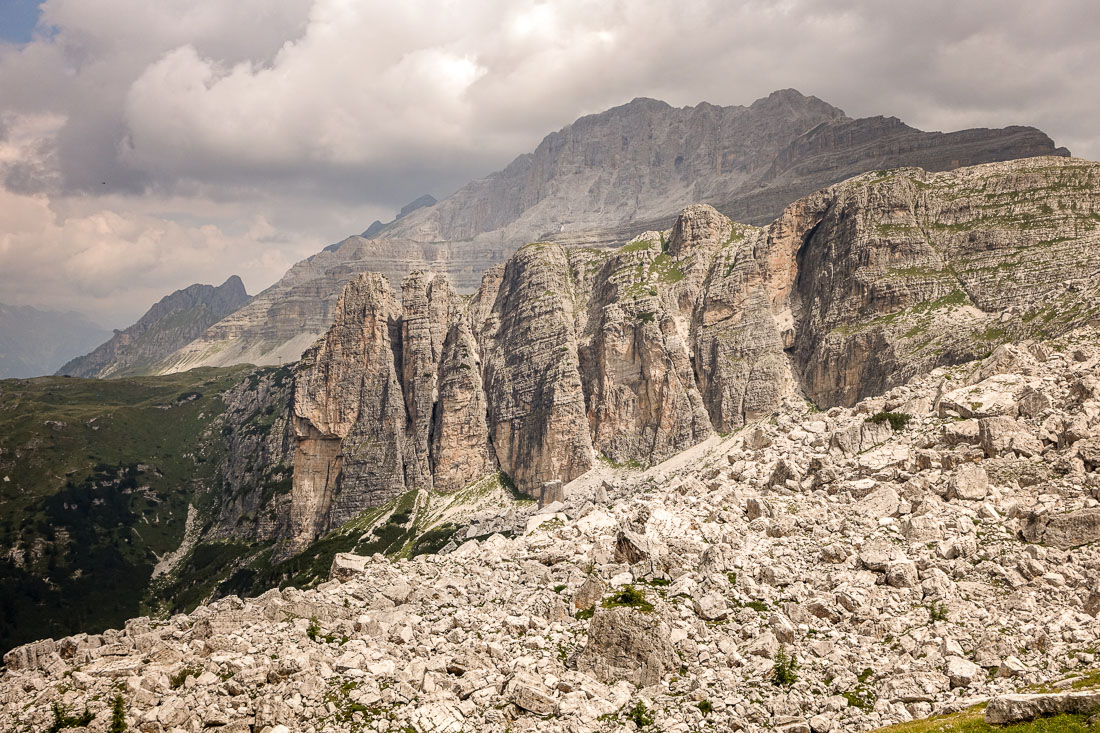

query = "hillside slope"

[5,326,1100,731]
[0,365,295,654]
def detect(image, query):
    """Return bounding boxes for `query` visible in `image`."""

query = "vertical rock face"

[474,245,595,489]
[790,158,1100,406]
[285,157,1100,550]
[288,271,495,551]
[430,315,493,492]
[577,228,713,464]
[289,274,407,551]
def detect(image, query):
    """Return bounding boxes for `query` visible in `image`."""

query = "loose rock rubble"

[6,329,1100,732]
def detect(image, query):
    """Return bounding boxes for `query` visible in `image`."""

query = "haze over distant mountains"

[57,276,251,379]
[0,304,111,379]
[63,89,1069,378]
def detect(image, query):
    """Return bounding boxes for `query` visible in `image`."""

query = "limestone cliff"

[284,157,1100,551]
[153,91,1066,375]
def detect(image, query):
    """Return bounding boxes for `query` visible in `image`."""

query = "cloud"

[0,182,327,327]
[0,0,1098,325]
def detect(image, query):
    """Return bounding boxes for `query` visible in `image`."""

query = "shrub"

[601,585,654,613]
[169,664,203,689]
[868,412,911,431]
[307,615,321,641]
[47,702,93,733]
[772,646,798,687]
[109,693,127,733]
[697,699,714,716]
[628,701,654,727]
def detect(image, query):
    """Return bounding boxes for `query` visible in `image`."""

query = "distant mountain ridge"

[0,304,110,379]
[379,89,1068,240]
[151,89,1067,374]
[58,276,251,378]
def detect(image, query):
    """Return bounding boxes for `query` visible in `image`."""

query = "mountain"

[283,156,1100,548]
[153,90,1067,375]
[57,276,251,378]
[0,304,110,378]
[356,194,438,241]
[2,155,1098,659]
[6,320,1100,730]
[382,89,1067,240]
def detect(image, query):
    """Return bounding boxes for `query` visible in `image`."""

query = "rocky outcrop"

[288,274,409,551]
[287,272,493,551]
[284,157,1100,550]
[575,606,677,687]
[151,91,1067,375]
[58,276,250,378]
[473,245,594,489]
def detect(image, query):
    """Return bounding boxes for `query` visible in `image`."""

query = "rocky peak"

[398,193,437,219]
[667,203,729,257]
[283,156,1100,552]
[56,275,251,379]
[149,93,1069,376]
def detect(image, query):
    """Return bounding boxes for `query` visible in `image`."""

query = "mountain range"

[4,151,1100,732]
[65,89,1067,378]
[4,90,1099,705]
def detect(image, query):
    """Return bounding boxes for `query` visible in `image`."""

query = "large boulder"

[986,690,1100,724]
[978,416,1043,458]
[572,576,605,612]
[575,607,676,687]
[2,638,57,671]
[1020,508,1100,548]
[329,553,369,582]
[946,656,983,688]
[948,464,989,501]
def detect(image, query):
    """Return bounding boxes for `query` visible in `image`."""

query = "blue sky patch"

[0,0,44,44]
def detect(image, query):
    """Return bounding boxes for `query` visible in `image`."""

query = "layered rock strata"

[287,157,1100,548]
[153,90,1067,374]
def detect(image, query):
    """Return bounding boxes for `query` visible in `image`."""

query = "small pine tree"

[772,646,799,687]
[109,693,127,733]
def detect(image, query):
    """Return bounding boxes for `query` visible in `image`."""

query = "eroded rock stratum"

[290,156,1100,545]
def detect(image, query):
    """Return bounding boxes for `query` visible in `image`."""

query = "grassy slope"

[0,368,248,653]
[874,672,1100,732]
[880,710,1096,732]
[154,472,533,612]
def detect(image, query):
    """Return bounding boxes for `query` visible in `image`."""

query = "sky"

[0,0,1098,328]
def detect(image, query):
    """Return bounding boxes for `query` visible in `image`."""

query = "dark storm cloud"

[0,0,1097,324]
